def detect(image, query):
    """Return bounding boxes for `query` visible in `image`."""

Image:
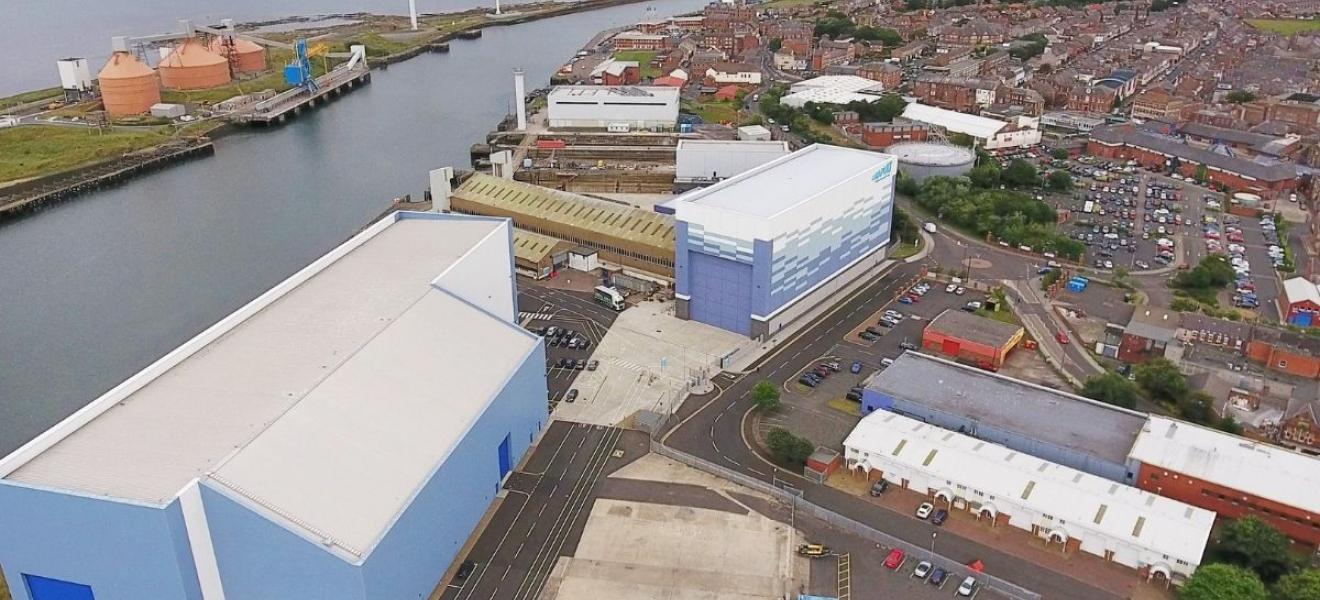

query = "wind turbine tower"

[409,0,419,30]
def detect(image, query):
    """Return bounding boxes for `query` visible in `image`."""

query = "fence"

[651,441,1042,600]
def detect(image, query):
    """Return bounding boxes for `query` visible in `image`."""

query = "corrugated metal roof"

[513,229,565,264]
[902,102,1011,140]
[925,309,1023,349]
[454,174,676,250]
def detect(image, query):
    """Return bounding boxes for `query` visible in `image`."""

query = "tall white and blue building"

[0,212,547,600]
[672,144,897,338]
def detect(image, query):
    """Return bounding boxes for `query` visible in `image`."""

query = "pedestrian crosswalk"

[518,311,556,323]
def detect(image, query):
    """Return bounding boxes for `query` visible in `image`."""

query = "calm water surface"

[0,0,705,453]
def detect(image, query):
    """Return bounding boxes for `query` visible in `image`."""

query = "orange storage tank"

[209,37,267,74]
[158,38,231,89]
[98,52,161,116]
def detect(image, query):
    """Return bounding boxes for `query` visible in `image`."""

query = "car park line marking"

[837,553,852,600]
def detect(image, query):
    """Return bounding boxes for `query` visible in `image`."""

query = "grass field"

[0,125,173,184]
[612,50,660,79]
[682,99,741,125]
[0,87,63,111]
[1247,18,1320,34]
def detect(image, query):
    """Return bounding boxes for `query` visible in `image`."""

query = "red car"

[884,548,906,570]
[1056,330,1070,344]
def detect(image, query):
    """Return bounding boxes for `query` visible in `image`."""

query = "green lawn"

[1247,18,1320,34]
[613,50,660,79]
[889,238,923,259]
[682,99,741,125]
[0,87,63,111]
[0,125,172,184]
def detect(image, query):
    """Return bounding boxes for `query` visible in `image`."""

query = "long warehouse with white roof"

[844,410,1215,581]
[671,144,896,337]
[0,212,548,600]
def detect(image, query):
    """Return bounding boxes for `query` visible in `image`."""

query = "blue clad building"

[0,212,547,600]
[672,144,897,338]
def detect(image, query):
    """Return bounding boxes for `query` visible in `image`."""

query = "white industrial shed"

[0,212,548,600]
[844,411,1213,580]
[547,86,680,130]
[781,75,886,108]
[901,102,1041,150]
[674,139,791,187]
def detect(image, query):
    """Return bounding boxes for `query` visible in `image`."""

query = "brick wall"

[1135,463,1320,547]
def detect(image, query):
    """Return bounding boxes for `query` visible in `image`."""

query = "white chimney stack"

[513,68,527,131]
[495,0,503,15]
[409,0,419,30]
[429,167,454,211]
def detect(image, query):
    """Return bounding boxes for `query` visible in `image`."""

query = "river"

[0,0,707,454]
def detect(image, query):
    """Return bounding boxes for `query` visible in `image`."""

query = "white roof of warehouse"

[673,143,891,219]
[846,411,1215,564]
[1282,277,1320,308]
[4,213,536,557]
[902,102,1010,140]
[782,75,886,107]
[549,85,680,102]
[1129,416,1320,515]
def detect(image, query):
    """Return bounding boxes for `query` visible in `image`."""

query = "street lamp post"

[930,532,937,560]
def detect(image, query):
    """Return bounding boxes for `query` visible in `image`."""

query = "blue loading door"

[687,252,753,336]
[24,575,94,600]
[498,433,512,481]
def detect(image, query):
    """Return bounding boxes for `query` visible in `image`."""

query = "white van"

[924,222,938,234]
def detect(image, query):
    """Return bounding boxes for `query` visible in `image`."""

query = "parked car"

[929,567,949,586]
[586,359,599,371]
[565,389,578,402]
[884,548,906,570]
[932,508,949,526]
[851,360,863,374]
[957,576,978,597]
[456,560,477,580]
[1056,330,1069,345]
[913,561,932,580]
[916,502,934,519]
[869,479,889,496]
[900,341,919,351]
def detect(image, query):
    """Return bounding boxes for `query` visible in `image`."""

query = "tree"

[768,37,783,52]
[1275,569,1320,600]
[1002,159,1040,188]
[1134,358,1187,404]
[1195,163,1209,184]
[1047,170,1073,191]
[896,172,919,196]
[1211,516,1301,583]
[949,132,975,148]
[1225,90,1257,104]
[766,427,814,466]
[1081,373,1141,409]
[753,380,782,412]
[968,162,1001,188]
[1181,564,1268,600]
[1050,148,1070,161]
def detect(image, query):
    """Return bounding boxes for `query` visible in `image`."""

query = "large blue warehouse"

[671,144,897,338]
[0,211,548,600]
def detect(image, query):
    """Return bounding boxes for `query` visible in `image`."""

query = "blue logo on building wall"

[871,161,894,183]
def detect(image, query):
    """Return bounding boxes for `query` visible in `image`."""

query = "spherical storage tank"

[158,38,231,90]
[209,37,266,74]
[98,51,161,116]
[888,142,976,183]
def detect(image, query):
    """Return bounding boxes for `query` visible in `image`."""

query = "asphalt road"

[440,422,643,600]
[662,261,1119,600]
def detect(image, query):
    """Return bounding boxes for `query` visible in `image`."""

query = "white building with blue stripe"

[0,211,547,600]
[671,144,897,338]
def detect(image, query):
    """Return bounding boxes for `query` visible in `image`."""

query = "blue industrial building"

[861,353,1147,483]
[672,144,897,338]
[0,211,547,600]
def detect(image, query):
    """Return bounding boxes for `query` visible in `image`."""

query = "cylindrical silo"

[209,37,266,74]
[158,38,231,90]
[888,142,977,183]
[98,51,161,116]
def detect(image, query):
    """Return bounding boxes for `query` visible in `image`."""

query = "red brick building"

[1118,307,1179,364]
[860,124,931,148]
[1067,85,1118,114]
[1245,327,1320,379]
[613,31,667,51]
[913,76,997,113]
[1281,277,1320,328]
[858,62,902,89]
[1130,88,1190,122]
[1087,125,1298,198]
[921,309,1024,371]
[1278,398,1320,455]
[1129,416,1320,547]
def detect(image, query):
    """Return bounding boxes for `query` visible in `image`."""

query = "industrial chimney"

[409,0,419,30]
[513,68,527,131]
